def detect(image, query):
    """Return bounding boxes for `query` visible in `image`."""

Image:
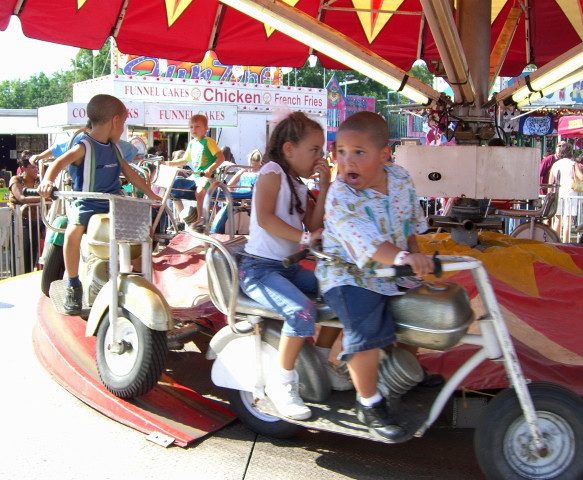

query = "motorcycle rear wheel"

[225,388,301,439]
[41,242,65,297]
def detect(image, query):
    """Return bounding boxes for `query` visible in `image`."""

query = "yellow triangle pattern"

[353,0,404,44]
[265,0,300,38]
[556,0,583,40]
[491,1,583,41]
[77,0,87,9]
[491,0,506,23]
[166,0,195,28]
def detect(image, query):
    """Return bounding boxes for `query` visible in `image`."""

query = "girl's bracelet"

[300,231,311,246]
[393,250,410,265]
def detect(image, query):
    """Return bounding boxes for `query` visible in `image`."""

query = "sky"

[0,16,79,82]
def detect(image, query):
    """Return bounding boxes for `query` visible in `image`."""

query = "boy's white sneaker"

[265,372,312,420]
[323,361,353,391]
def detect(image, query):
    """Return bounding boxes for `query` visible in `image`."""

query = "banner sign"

[38,102,144,127]
[144,104,238,127]
[108,77,326,113]
[518,114,554,136]
[115,50,281,85]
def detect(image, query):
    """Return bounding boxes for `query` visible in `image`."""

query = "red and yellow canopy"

[2,0,582,77]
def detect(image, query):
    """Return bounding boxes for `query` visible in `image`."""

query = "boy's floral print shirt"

[316,163,427,296]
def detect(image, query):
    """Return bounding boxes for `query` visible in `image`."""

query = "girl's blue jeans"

[239,255,317,337]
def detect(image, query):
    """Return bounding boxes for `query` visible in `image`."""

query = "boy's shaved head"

[338,111,389,148]
[87,94,127,126]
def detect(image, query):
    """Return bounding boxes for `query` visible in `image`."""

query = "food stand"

[37,75,327,162]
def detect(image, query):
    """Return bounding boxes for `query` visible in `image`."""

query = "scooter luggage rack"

[41,191,154,276]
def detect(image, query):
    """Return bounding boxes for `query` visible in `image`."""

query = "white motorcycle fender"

[85,275,174,337]
[211,335,279,393]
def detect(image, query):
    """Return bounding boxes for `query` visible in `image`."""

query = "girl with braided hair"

[239,111,349,420]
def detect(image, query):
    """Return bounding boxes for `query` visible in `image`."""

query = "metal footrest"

[256,388,441,444]
[48,279,91,319]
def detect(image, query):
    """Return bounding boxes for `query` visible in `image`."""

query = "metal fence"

[556,194,583,243]
[0,207,15,279]
[0,204,44,279]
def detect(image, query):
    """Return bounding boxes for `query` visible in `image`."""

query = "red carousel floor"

[33,294,236,447]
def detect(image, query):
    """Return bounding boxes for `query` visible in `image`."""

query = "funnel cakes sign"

[145,103,238,127]
[107,77,326,114]
[69,76,326,128]
[73,76,326,115]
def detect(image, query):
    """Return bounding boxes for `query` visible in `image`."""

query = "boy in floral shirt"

[316,111,434,442]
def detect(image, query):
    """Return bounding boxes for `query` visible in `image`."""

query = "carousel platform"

[30,230,583,449]
[32,293,236,448]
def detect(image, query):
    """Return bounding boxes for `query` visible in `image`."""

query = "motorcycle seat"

[206,237,338,324]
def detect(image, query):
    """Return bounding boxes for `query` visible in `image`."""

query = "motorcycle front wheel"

[95,308,167,399]
[474,382,583,479]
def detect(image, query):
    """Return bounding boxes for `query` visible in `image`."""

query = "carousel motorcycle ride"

[190,181,583,480]
[26,187,172,399]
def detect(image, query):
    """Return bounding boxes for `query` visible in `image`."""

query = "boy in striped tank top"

[38,94,161,315]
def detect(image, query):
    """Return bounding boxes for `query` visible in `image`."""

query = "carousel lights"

[511,43,583,106]
[515,67,583,108]
[219,0,437,105]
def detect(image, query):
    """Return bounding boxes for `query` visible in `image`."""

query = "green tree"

[289,58,434,110]
[72,44,111,83]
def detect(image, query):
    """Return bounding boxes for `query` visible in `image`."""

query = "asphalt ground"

[1,272,486,480]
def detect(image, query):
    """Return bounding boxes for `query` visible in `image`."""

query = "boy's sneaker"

[63,285,83,315]
[265,371,312,420]
[323,361,353,391]
[355,399,407,443]
[179,206,198,225]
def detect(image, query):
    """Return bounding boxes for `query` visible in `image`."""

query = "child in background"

[239,112,349,421]
[38,94,161,315]
[227,149,262,191]
[316,111,434,442]
[167,114,225,223]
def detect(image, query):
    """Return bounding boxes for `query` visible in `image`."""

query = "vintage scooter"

[189,181,583,480]
[27,187,173,399]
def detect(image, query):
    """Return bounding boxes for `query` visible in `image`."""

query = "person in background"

[9,150,42,274]
[222,146,235,164]
[227,149,262,191]
[540,140,564,195]
[0,162,12,186]
[549,141,578,242]
[167,114,225,224]
[220,146,237,184]
[153,139,166,160]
